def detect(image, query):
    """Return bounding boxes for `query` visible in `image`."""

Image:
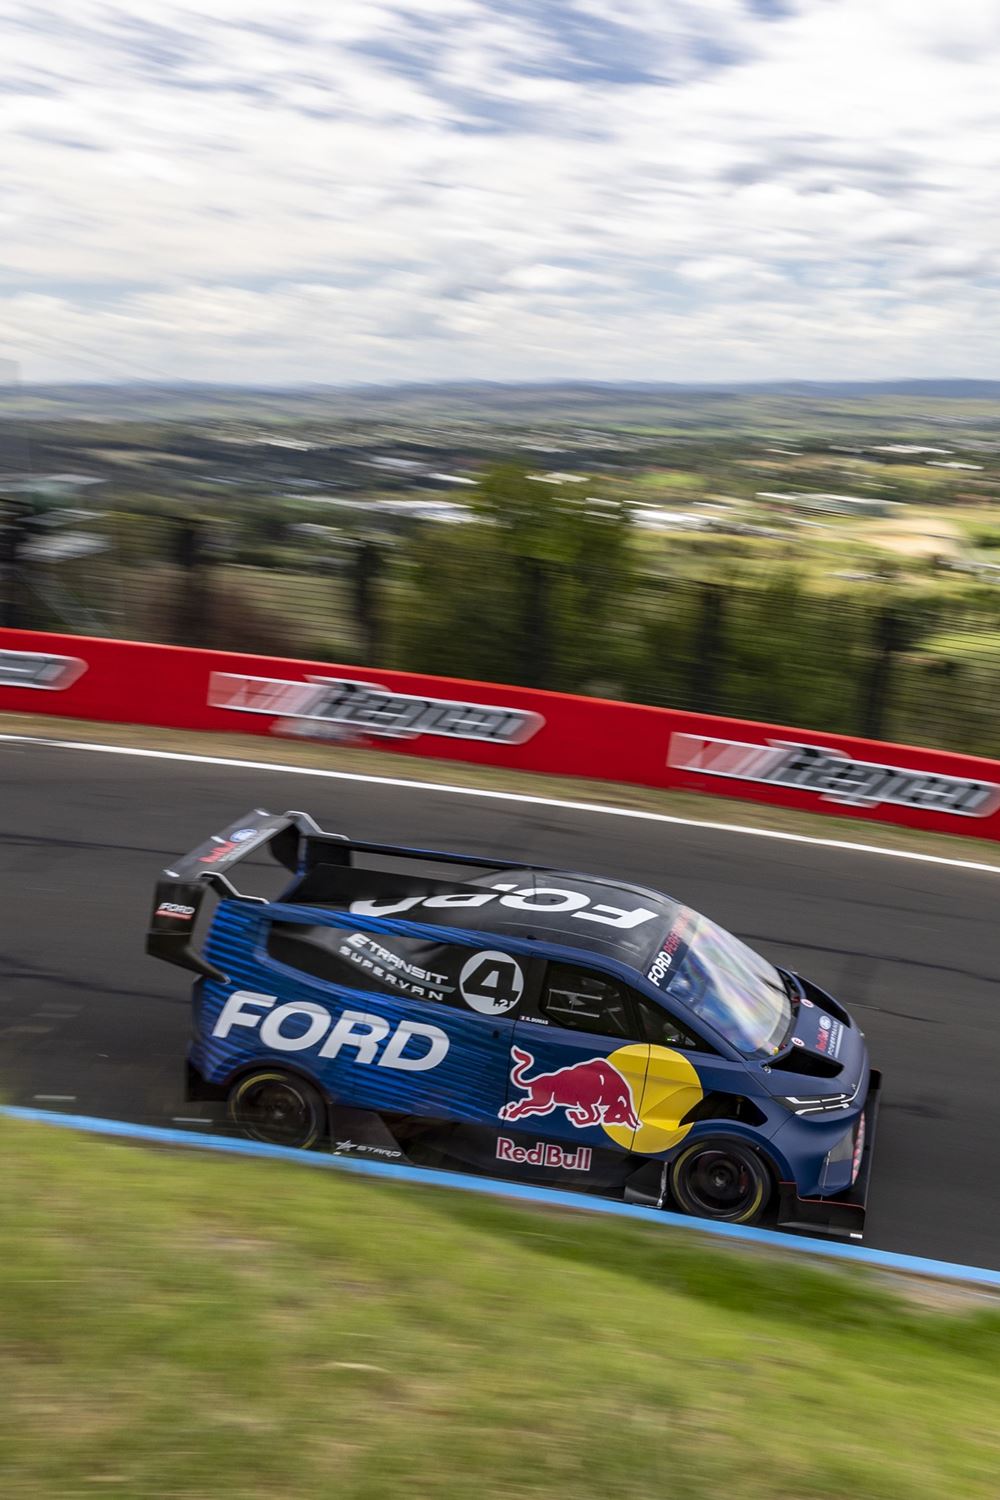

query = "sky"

[2,0,1000,384]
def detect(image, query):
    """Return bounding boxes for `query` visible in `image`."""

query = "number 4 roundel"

[459,951,525,1015]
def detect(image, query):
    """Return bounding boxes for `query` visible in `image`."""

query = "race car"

[147,809,880,1237]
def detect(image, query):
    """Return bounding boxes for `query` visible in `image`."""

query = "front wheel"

[228,1070,326,1150]
[668,1138,772,1224]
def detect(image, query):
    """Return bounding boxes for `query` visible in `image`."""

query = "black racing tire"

[668,1138,772,1225]
[228,1070,327,1151]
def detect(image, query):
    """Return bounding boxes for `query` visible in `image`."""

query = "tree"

[389,465,636,692]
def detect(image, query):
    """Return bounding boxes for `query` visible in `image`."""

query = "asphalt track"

[2,736,998,1267]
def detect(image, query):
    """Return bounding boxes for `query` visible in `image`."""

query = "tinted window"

[637,998,708,1052]
[540,964,638,1040]
[657,914,790,1058]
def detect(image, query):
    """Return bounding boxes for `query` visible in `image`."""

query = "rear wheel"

[228,1071,326,1150]
[668,1138,771,1224]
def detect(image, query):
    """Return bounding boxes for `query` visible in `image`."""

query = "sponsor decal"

[647,948,675,986]
[792,1036,805,1047]
[199,826,268,865]
[800,997,814,1008]
[338,932,454,1003]
[271,718,357,745]
[200,841,242,865]
[816,1019,844,1059]
[0,648,86,691]
[500,1044,704,1154]
[500,1048,641,1129]
[646,911,695,987]
[459,951,524,1015]
[155,902,196,920]
[211,991,449,1072]
[668,733,1000,818]
[209,671,544,746]
[350,884,658,931]
[496,1137,592,1171]
[333,1139,402,1160]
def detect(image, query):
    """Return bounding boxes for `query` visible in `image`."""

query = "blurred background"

[4,8,1000,1497]
[3,375,1000,752]
[3,2,1000,753]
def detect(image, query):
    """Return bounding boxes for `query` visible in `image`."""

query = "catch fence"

[3,500,1000,756]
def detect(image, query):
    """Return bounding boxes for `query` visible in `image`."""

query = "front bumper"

[776,1069,882,1240]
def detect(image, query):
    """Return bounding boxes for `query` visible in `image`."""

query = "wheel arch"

[223,1057,335,1135]
[674,1120,789,1183]
[668,1131,780,1224]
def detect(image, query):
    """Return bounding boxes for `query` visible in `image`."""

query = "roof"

[289,864,679,972]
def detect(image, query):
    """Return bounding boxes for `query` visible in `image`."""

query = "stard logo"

[0,649,87,691]
[208,672,543,745]
[668,733,1000,818]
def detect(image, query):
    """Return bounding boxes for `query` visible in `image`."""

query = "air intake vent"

[770,1050,843,1078]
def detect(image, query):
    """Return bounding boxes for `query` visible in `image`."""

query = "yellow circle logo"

[602,1044,704,1153]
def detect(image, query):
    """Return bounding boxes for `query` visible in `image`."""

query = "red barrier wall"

[3,627,1000,841]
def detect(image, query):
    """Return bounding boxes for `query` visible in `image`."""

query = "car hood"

[767,988,869,1100]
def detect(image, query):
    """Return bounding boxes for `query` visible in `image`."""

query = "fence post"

[517,556,551,688]
[352,537,383,664]
[171,518,212,646]
[859,605,902,740]
[0,497,29,628]
[689,581,725,712]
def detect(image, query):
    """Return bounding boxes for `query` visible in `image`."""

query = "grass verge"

[3,710,1000,869]
[4,1115,1000,1499]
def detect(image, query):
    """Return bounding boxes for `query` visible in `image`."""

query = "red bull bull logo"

[500,1047,641,1129]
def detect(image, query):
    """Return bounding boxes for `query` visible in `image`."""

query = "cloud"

[1,0,999,380]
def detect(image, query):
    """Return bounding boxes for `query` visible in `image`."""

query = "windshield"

[660,912,790,1058]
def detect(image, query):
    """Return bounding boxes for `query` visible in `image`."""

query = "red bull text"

[495,1137,592,1170]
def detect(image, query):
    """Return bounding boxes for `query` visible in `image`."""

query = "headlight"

[776,1092,856,1117]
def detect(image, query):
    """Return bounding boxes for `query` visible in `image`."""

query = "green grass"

[629,470,705,494]
[4,1116,1000,1499]
[923,629,1000,660]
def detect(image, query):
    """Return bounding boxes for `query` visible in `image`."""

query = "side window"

[540,963,638,1040]
[637,997,712,1053]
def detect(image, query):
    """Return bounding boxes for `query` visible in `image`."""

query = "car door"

[508,961,730,1159]
[632,992,768,1153]
[387,940,542,1126]
[506,960,651,1155]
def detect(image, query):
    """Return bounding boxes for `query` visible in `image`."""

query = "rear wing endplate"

[146,809,342,981]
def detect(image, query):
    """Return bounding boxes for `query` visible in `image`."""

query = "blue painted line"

[5,1104,1000,1288]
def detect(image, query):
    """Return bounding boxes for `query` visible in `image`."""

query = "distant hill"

[1,377,999,423]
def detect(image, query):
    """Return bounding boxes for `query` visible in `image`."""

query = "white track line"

[3,731,999,876]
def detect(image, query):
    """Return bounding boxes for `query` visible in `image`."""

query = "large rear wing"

[147,806,584,983]
[146,808,344,981]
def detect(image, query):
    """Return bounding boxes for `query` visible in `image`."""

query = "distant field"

[631,470,705,494]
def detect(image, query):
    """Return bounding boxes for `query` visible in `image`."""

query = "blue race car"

[147,810,881,1237]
